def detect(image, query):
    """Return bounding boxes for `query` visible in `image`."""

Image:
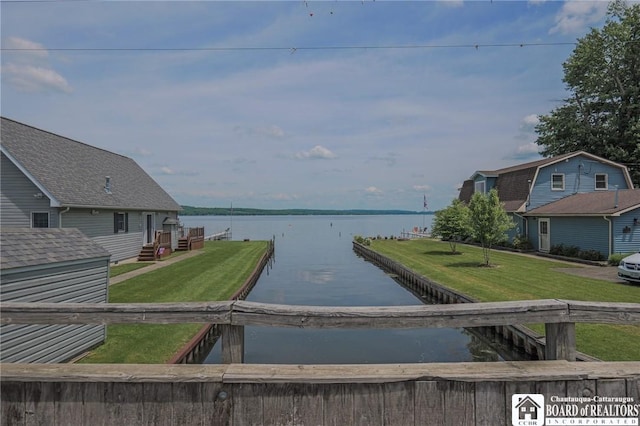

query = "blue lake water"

[180,214,513,364]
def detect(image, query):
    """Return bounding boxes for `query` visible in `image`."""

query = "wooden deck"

[1,299,639,425]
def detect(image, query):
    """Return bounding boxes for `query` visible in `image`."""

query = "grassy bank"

[80,240,269,364]
[370,238,640,361]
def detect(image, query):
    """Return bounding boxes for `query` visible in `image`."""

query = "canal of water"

[180,215,526,364]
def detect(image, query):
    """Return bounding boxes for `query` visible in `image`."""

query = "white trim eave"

[1,145,61,207]
[59,204,181,212]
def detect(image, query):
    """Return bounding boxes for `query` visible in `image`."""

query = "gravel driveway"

[553,266,628,283]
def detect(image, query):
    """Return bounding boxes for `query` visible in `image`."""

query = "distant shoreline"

[180,205,434,216]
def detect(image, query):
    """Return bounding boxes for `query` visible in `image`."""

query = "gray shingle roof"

[0,228,111,270]
[1,117,181,211]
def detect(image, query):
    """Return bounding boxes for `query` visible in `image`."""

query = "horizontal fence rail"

[2,299,639,363]
[1,299,639,326]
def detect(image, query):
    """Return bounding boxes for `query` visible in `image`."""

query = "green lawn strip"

[80,240,269,364]
[370,239,640,361]
[109,263,150,277]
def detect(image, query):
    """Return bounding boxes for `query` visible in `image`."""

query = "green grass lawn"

[370,238,640,361]
[80,240,269,363]
[109,263,150,277]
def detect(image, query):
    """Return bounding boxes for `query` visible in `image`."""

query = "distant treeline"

[180,206,432,216]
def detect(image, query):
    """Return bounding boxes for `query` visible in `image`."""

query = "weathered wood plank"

[173,382,204,425]
[142,383,173,426]
[0,301,233,325]
[1,382,25,426]
[220,324,244,364]
[566,379,596,400]
[627,378,640,405]
[25,381,55,426]
[0,363,226,383]
[56,382,83,425]
[261,384,295,426]
[475,381,505,425]
[230,300,570,329]
[324,384,354,426]
[383,382,414,426]
[231,383,264,426]
[352,383,383,426]
[221,362,640,384]
[415,381,445,425]
[82,382,106,426]
[443,381,475,426]
[104,383,144,424]
[596,378,628,397]
[545,322,576,361]
[564,300,640,324]
[202,382,231,426]
[292,384,323,426]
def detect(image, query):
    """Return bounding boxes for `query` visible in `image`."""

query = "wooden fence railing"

[1,299,638,363]
[2,300,639,425]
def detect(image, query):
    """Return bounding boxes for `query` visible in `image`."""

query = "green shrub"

[578,249,605,261]
[609,252,635,266]
[512,234,534,250]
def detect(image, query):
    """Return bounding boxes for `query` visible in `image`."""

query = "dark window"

[551,174,565,191]
[595,173,608,190]
[113,212,128,233]
[31,212,49,228]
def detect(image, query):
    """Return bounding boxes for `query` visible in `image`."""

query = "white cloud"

[2,37,71,93]
[5,37,48,58]
[1,63,72,93]
[365,186,382,194]
[160,166,176,175]
[550,1,609,35]
[295,145,337,160]
[519,114,540,133]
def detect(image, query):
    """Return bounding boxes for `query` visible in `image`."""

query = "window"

[31,212,49,228]
[113,212,128,233]
[474,181,486,194]
[595,173,608,190]
[551,174,565,191]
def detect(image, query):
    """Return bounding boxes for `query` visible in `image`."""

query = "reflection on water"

[178,215,526,364]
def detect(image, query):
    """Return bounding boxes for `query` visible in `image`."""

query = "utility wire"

[0,41,581,52]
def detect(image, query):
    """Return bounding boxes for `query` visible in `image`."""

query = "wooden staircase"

[137,245,156,261]
[176,237,189,251]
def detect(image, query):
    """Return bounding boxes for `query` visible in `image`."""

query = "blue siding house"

[459,151,639,257]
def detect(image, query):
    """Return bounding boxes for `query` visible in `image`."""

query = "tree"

[468,189,514,266]
[430,199,471,254]
[535,0,640,186]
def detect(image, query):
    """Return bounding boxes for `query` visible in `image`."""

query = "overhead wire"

[0,41,582,53]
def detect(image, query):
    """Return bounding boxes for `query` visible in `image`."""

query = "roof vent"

[105,176,112,194]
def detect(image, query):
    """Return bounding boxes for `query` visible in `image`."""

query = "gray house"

[0,228,111,363]
[1,117,182,262]
[459,151,639,257]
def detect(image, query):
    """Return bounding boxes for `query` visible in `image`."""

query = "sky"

[0,0,624,211]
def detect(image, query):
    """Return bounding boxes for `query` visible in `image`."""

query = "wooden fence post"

[221,324,244,363]
[545,322,576,361]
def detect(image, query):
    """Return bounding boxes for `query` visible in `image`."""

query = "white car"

[618,252,640,283]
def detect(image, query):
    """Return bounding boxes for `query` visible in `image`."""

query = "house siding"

[548,217,610,256]
[528,156,631,211]
[1,153,59,228]
[0,258,108,363]
[613,209,640,254]
[93,232,144,262]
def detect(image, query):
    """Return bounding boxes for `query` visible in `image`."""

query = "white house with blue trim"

[459,151,639,258]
